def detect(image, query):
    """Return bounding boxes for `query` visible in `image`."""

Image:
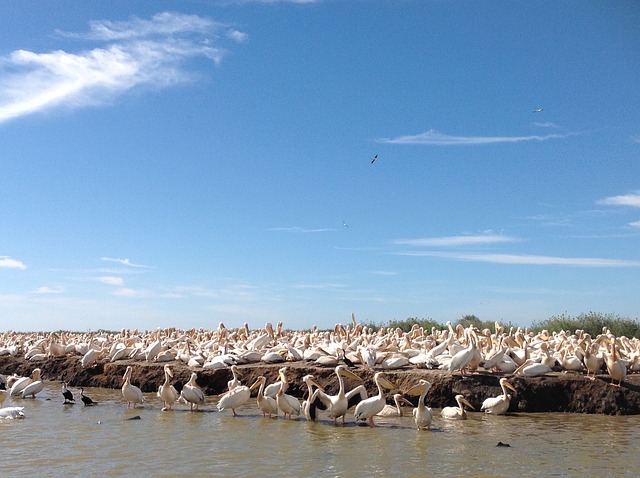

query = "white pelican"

[583,342,604,380]
[181,372,206,411]
[21,368,44,398]
[157,365,178,411]
[217,379,256,416]
[441,394,474,420]
[448,330,478,376]
[62,382,74,404]
[80,388,96,406]
[275,368,301,419]
[309,365,367,424]
[253,376,278,418]
[227,365,242,392]
[514,359,552,377]
[406,379,432,431]
[0,391,24,419]
[122,365,144,408]
[302,374,322,421]
[9,373,33,396]
[605,337,627,387]
[353,372,396,427]
[481,378,517,415]
[80,347,104,368]
[377,393,413,417]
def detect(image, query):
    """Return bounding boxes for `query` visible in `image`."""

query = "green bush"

[531,312,640,338]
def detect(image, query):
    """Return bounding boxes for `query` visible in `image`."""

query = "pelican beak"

[398,396,414,407]
[504,381,517,393]
[338,368,362,382]
[249,380,261,391]
[309,378,325,392]
[460,398,475,410]
[378,375,397,390]
[166,368,173,378]
[405,383,425,397]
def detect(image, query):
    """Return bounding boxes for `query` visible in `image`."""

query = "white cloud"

[269,226,334,233]
[97,276,124,286]
[0,256,27,269]
[101,257,151,268]
[597,192,640,208]
[393,251,640,267]
[629,221,640,228]
[32,286,64,294]
[394,234,518,247]
[379,129,567,145]
[113,287,148,298]
[0,12,231,123]
[227,29,249,43]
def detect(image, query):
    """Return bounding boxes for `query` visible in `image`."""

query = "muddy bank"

[3,355,640,415]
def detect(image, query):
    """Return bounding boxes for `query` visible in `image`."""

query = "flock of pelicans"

[1,316,638,427]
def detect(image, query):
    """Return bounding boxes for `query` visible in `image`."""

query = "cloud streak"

[101,257,152,268]
[394,234,518,247]
[0,12,237,123]
[393,251,640,267]
[379,129,568,145]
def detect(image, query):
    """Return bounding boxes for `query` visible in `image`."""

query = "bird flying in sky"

[371,154,378,163]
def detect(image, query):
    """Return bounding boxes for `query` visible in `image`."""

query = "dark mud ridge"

[3,355,640,415]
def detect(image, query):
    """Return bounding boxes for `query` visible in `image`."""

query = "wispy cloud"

[597,192,640,208]
[97,276,124,286]
[629,221,640,228]
[269,226,334,233]
[112,287,149,298]
[101,257,152,268]
[378,129,568,145]
[393,251,640,267]
[394,233,518,247]
[0,12,236,123]
[0,256,27,269]
[31,286,64,294]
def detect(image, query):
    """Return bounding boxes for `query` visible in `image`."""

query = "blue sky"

[1,0,639,332]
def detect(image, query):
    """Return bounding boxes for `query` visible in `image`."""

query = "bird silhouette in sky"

[533,108,543,113]
[342,221,349,228]
[371,154,378,163]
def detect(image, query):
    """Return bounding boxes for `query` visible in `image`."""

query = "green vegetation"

[364,312,640,337]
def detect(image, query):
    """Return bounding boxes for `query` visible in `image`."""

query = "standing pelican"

[80,388,96,406]
[181,372,205,411]
[21,368,44,399]
[302,374,323,421]
[605,337,627,387]
[406,379,432,430]
[377,393,413,417]
[62,382,74,404]
[157,365,178,411]
[481,378,517,415]
[353,372,396,427]
[448,330,478,376]
[122,365,144,409]
[309,365,367,424]
[253,376,278,418]
[275,368,301,419]
[227,365,242,392]
[441,394,474,420]
[217,379,256,417]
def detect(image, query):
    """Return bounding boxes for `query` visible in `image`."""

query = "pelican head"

[405,379,431,397]
[336,365,362,382]
[499,378,517,394]
[374,372,396,390]
[455,394,475,410]
[163,365,173,378]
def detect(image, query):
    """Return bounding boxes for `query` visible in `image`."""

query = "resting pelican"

[157,365,178,411]
[406,379,432,430]
[9,372,34,396]
[80,388,96,406]
[122,365,144,408]
[21,368,44,398]
[377,393,413,417]
[62,382,74,404]
[0,391,24,419]
[309,365,367,424]
[217,379,257,416]
[275,368,301,419]
[514,359,552,377]
[353,372,396,427]
[441,394,474,420]
[253,376,278,418]
[181,372,206,411]
[481,378,517,415]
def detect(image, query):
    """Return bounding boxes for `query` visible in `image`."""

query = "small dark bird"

[496,441,511,447]
[371,154,378,163]
[340,349,356,369]
[80,387,96,406]
[62,382,74,404]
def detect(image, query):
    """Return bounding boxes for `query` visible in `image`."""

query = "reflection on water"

[2,383,640,477]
